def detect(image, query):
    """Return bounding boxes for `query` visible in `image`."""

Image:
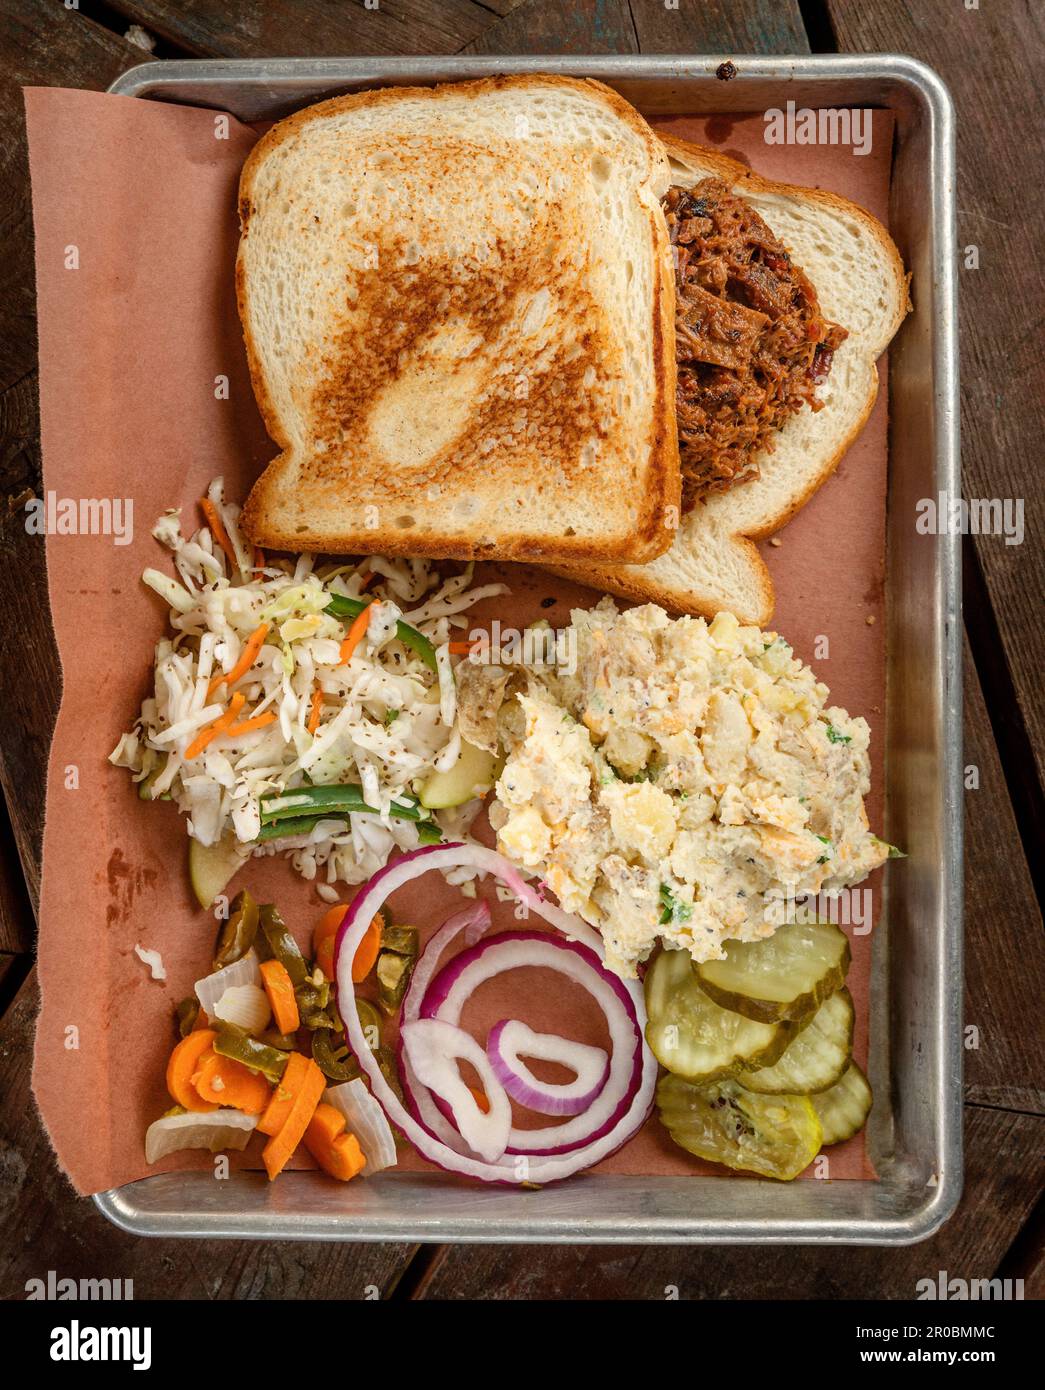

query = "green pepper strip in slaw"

[324,594,438,672]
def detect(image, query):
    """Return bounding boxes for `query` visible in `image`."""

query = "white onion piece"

[400,1018,511,1162]
[333,843,657,1185]
[420,933,641,1155]
[213,983,271,1034]
[195,950,261,1022]
[324,1080,397,1175]
[487,1020,609,1117]
[145,1109,256,1164]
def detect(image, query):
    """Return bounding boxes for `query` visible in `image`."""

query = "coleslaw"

[110,478,507,888]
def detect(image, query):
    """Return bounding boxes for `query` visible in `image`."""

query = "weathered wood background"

[1,0,1041,1301]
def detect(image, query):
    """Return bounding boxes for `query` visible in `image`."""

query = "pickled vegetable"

[657,1073,822,1181]
[740,989,854,1095]
[175,996,200,1038]
[212,889,259,970]
[419,740,498,809]
[189,833,249,910]
[354,998,383,1050]
[312,1028,360,1083]
[811,1062,873,1145]
[212,1024,289,1081]
[212,982,272,1035]
[376,949,415,1014]
[374,1045,404,1102]
[258,904,307,986]
[644,947,793,1081]
[295,977,333,1030]
[381,923,419,957]
[694,920,851,1023]
[145,1108,256,1164]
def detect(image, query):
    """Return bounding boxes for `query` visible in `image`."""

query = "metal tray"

[96,54,961,1245]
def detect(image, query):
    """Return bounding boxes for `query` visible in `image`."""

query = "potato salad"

[487,600,890,978]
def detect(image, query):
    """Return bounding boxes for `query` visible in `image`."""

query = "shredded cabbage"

[113,482,508,889]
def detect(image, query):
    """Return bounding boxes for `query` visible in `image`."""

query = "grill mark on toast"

[236,77,680,562]
[304,195,619,503]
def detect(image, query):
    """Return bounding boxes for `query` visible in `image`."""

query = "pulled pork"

[664,178,848,507]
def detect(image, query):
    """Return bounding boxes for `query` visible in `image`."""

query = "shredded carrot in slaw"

[185,692,245,760]
[225,710,277,738]
[199,498,239,572]
[207,621,270,699]
[338,604,373,666]
[307,686,323,736]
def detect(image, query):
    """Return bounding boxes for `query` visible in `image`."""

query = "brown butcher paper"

[24,88,892,1194]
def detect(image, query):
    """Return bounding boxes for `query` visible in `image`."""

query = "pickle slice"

[645,947,793,1082]
[739,989,854,1095]
[657,1073,822,1181]
[811,1062,873,1145]
[694,920,851,1023]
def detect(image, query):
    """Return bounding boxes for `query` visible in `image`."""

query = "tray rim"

[90,52,961,1246]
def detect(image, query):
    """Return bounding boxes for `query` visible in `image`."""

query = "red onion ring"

[416,931,644,1155]
[401,898,491,1027]
[487,1020,609,1117]
[333,843,656,1184]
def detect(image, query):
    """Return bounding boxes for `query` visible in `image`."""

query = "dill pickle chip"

[810,1062,873,1145]
[694,920,850,1023]
[739,989,854,1095]
[644,947,794,1082]
[657,1074,822,1181]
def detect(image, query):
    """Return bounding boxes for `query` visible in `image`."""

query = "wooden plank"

[0,969,418,1300]
[109,0,497,59]
[0,372,55,911]
[628,0,809,54]
[962,639,1044,1113]
[994,1181,1045,1302]
[462,0,637,55]
[0,952,18,999]
[0,802,33,952]
[416,1105,1044,1298]
[826,0,1045,791]
[469,0,530,15]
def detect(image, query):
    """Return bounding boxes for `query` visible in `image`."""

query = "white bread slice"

[237,76,679,565]
[548,135,910,623]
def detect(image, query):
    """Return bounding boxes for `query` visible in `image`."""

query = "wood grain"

[0,970,418,1301]
[414,1105,1044,1299]
[628,0,809,54]
[962,637,1044,1113]
[0,805,32,952]
[827,0,1045,793]
[0,371,55,912]
[108,0,496,59]
[462,0,637,55]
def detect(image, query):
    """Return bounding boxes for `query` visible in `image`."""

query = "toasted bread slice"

[548,135,910,622]
[238,76,679,564]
